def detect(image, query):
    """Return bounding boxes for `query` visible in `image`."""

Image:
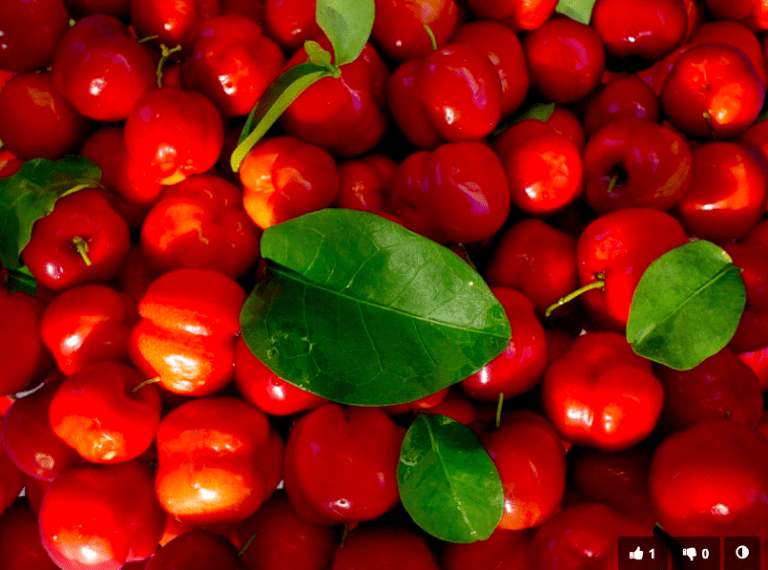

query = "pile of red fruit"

[2,0,768,567]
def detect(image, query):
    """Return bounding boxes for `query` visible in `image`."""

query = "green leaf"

[5,266,37,296]
[398,413,503,543]
[240,209,511,406]
[0,156,102,270]
[305,40,333,69]
[627,240,746,370]
[555,0,598,24]
[316,0,375,66]
[231,63,332,172]
[492,102,555,136]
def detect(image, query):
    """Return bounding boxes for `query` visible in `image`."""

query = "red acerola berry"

[591,0,687,61]
[522,18,605,105]
[0,72,91,161]
[466,0,557,33]
[0,0,69,73]
[441,527,534,570]
[329,526,441,570]
[239,136,340,230]
[547,106,586,151]
[130,0,220,53]
[739,345,768,392]
[672,141,768,242]
[181,15,285,117]
[51,15,157,121]
[372,0,458,62]
[145,530,242,570]
[583,76,660,138]
[283,404,404,525]
[264,0,320,53]
[124,87,225,186]
[661,44,765,140]
[0,498,60,570]
[722,239,768,353]
[332,154,397,212]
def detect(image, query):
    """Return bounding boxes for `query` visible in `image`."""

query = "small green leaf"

[0,156,101,270]
[492,102,555,136]
[555,0,598,24]
[316,0,375,66]
[627,240,746,370]
[240,209,511,406]
[305,40,333,69]
[398,414,503,543]
[231,63,332,172]
[5,266,37,296]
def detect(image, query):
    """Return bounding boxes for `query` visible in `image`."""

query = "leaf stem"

[72,236,92,267]
[132,377,161,393]
[424,24,438,51]
[545,278,605,318]
[156,44,182,88]
[495,393,504,429]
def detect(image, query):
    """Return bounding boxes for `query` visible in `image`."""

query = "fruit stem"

[132,377,161,393]
[725,410,731,419]
[606,171,620,194]
[456,243,479,273]
[424,24,438,51]
[702,112,716,141]
[237,531,258,558]
[156,44,182,88]
[495,393,504,429]
[72,236,92,267]
[340,523,349,548]
[545,277,605,318]
[138,35,160,44]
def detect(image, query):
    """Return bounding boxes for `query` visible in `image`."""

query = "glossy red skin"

[423,389,489,427]
[128,268,246,396]
[283,404,404,525]
[0,421,23,516]
[240,136,340,230]
[529,503,653,570]
[0,0,69,73]
[333,154,397,212]
[130,0,219,53]
[485,219,578,317]
[745,0,768,31]
[389,141,510,244]
[483,411,566,530]
[51,15,156,122]
[673,142,768,242]
[145,530,243,570]
[63,0,131,17]
[636,44,693,96]
[389,44,502,149]
[118,244,155,305]
[0,72,91,160]
[124,87,225,185]
[21,189,131,292]
[40,284,136,376]
[567,444,655,530]
[542,332,664,451]
[577,207,688,332]
[39,460,165,570]
[382,387,449,415]
[461,288,547,402]
[155,397,283,526]
[547,106,586,151]
[181,15,285,117]
[24,475,50,516]
[329,526,441,570]
[441,527,533,570]
[0,499,59,570]
[493,126,583,216]
[466,0,556,31]
[649,418,768,540]
[219,0,264,21]
[0,291,53,395]
[522,18,605,105]
[740,345,768,391]
[654,347,763,436]
[583,77,660,138]
[234,336,328,416]
[450,22,529,119]
[661,44,765,140]
[372,0,458,62]
[740,120,768,196]
[280,40,389,157]
[584,119,692,214]
[723,240,768,353]
[141,174,261,279]
[213,492,337,570]
[1,382,81,481]
[263,0,319,52]
[688,21,768,89]
[591,0,686,61]
[748,219,768,244]
[49,362,162,464]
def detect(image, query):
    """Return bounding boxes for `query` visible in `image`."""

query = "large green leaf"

[316,0,375,66]
[0,156,101,270]
[555,0,598,24]
[240,209,511,406]
[398,413,503,543]
[627,240,746,370]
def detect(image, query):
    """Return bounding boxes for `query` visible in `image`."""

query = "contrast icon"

[735,545,749,560]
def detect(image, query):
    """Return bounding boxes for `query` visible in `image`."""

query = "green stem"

[702,111,716,141]
[72,236,92,267]
[340,523,349,548]
[456,243,478,273]
[606,171,620,194]
[138,35,160,44]
[424,24,438,51]
[156,44,182,88]
[545,278,605,318]
[132,377,161,393]
[237,531,258,558]
[495,393,504,429]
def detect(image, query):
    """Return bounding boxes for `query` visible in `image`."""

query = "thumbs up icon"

[629,547,644,560]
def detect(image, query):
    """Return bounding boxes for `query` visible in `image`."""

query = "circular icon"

[736,545,750,560]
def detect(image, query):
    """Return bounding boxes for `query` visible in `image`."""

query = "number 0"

[703,549,709,559]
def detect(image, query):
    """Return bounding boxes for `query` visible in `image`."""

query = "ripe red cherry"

[723,239,768,353]
[130,0,219,53]
[263,0,319,52]
[333,154,397,213]
[0,0,69,73]
[51,15,156,121]
[441,527,533,570]
[661,44,765,140]
[0,71,91,160]
[591,0,687,61]
[583,76,660,138]
[145,530,243,570]
[0,499,60,570]
[522,18,605,105]
[372,0,458,62]
[466,0,557,32]
[329,526,441,570]
[124,87,225,185]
